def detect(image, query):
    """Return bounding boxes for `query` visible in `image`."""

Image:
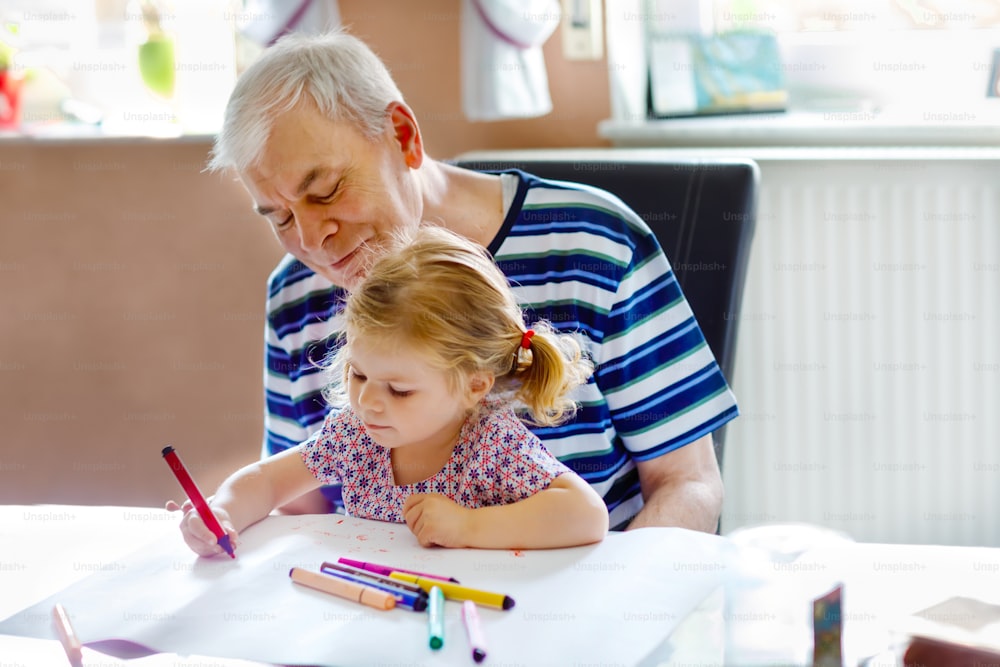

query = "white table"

[3,506,999,666]
[0,505,726,666]
[0,505,270,665]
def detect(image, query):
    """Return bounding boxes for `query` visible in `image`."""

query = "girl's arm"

[404,472,609,549]
[176,445,321,556]
[212,445,322,530]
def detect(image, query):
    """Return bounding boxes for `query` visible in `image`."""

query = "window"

[616,0,1000,124]
[707,0,1000,111]
[712,0,1000,32]
[1,0,241,136]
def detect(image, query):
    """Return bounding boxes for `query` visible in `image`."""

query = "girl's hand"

[403,493,471,548]
[165,498,239,558]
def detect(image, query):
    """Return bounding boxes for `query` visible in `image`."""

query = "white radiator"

[722,153,1000,546]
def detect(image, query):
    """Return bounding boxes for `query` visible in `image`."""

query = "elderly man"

[208,30,737,532]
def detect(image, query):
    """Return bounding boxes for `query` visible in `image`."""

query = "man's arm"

[626,434,723,533]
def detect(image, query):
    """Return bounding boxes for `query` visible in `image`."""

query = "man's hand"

[403,493,472,547]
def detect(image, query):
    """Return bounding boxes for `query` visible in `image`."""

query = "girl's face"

[345,338,488,454]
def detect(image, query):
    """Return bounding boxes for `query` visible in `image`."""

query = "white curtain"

[461,0,561,121]
[238,0,341,46]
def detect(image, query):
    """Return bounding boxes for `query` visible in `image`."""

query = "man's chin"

[307,264,366,290]
[337,269,367,291]
[331,248,379,289]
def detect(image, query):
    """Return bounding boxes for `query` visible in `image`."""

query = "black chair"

[451,157,759,471]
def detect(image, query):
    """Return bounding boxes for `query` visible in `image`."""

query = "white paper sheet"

[0,512,729,666]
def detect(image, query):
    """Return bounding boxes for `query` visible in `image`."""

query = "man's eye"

[273,214,293,230]
[318,184,339,203]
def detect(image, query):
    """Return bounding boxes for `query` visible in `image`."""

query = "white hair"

[208,29,405,173]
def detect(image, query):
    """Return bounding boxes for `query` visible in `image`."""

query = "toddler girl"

[172,226,608,554]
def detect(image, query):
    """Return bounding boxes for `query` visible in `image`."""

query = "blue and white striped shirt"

[263,170,738,528]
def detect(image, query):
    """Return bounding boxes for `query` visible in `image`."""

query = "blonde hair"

[208,29,404,173]
[325,226,593,426]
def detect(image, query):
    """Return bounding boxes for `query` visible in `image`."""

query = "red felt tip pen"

[162,445,235,558]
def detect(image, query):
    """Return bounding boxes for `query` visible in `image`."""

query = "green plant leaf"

[138,34,175,98]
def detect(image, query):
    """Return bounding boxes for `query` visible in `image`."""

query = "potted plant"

[135,0,175,98]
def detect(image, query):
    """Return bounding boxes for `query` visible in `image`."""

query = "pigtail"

[512,321,593,427]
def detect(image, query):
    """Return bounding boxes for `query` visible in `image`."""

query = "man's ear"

[465,372,495,406]
[386,101,423,169]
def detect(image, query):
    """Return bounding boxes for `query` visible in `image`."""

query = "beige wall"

[0,2,614,506]
[338,0,613,157]
[0,139,284,506]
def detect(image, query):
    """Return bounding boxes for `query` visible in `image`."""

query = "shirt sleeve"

[262,332,304,458]
[261,260,351,511]
[467,409,571,506]
[262,272,312,459]
[596,213,739,461]
[299,409,356,485]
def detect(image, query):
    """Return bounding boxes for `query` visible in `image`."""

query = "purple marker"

[337,557,460,583]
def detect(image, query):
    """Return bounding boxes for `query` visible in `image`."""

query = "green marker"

[428,585,445,650]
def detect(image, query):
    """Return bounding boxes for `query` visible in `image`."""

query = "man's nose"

[294,206,339,252]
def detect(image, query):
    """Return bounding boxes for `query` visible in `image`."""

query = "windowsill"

[599,103,1000,148]
[455,146,1000,167]
[0,122,216,143]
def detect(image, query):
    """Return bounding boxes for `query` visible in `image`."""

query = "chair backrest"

[451,158,759,470]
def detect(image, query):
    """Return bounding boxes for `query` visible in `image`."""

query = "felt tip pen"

[337,557,459,583]
[52,603,83,667]
[289,567,396,611]
[318,568,428,612]
[461,600,488,663]
[389,572,516,610]
[161,445,235,558]
[428,585,445,650]
[321,561,427,595]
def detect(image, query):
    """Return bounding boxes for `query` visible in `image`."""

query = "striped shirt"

[263,170,739,529]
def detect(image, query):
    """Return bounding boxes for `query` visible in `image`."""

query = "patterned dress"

[300,398,570,522]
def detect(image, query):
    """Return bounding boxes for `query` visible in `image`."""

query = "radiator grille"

[722,159,1000,546]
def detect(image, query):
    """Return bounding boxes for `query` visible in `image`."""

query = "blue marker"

[319,568,428,612]
[321,561,426,595]
[428,585,445,650]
